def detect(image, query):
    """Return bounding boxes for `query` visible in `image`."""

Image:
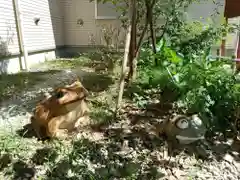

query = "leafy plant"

[136,34,239,133]
[176,25,225,60]
[175,60,237,130]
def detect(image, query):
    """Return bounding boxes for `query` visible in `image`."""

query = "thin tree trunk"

[134,0,156,61]
[136,25,148,53]
[127,0,137,82]
[149,18,157,65]
[115,21,132,113]
[146,0,157,66]
[126,0,150,83]
[135,0,151,57]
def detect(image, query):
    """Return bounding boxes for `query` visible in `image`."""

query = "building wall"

[0,50,56,74]
[61,0,233,50]
[0,0,20,56]
[20,0,64,51]
[0,0,64,74]
[48,0,65,47]
[62,0,125,47]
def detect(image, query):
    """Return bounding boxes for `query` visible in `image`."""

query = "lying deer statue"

[30,79,90,140]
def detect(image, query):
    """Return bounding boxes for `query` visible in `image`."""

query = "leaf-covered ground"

[0,55,239,180]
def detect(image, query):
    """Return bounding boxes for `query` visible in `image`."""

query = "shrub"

[175,60,238,132]
[136,40,240,133]
[134,10,240,133]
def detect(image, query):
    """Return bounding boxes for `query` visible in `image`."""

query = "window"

[95,0,122,19]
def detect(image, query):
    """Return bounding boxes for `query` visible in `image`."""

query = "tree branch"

[136,0,156,54]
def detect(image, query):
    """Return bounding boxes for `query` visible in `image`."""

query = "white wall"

[0,50,56,74]
[20,0,64,51]
[0,0,64,74]
[62,0,125,47]
[0,0,20,55]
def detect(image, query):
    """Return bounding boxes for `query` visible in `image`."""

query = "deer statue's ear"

[77,79,82,85]
[76,86,89,100]
[75,77,81,83]
[82,86,89,97]
[73,78,82,86]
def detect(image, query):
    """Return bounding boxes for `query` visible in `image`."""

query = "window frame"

[94,0,119,20]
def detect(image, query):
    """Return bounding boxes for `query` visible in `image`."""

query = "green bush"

[136,39,240,133]
[175,61,238,131]
[134,11,240,133]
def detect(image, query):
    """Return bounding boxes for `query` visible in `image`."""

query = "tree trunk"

[127,0,137,82]
[134,1,150,61]
[133,0,156,64]
[115,15,132,113]
[146,0,157,66]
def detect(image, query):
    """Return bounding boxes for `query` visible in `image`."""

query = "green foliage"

[136,34,240,133]
[176,25,225,59]
[153,0,225,61]
[175,61,238,131]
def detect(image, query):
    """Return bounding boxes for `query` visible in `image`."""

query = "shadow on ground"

[122,79,240,163]
[0,68,113,115]
[41,51,122,75]
[78,71,114,93]
[11,101,167,179]
[0,136,165,179]
[0,70,61,102]
[120,99,240,163]
[0,153,36,180]
[0,59,115,101]
[80,50,122,74]
[2,57,240,179]
[3,100,240,179]
[16,123,37,139]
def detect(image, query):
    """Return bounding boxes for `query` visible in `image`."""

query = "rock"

[173,169,186,179]
[223,154,234,164]
[168,175,177,180]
